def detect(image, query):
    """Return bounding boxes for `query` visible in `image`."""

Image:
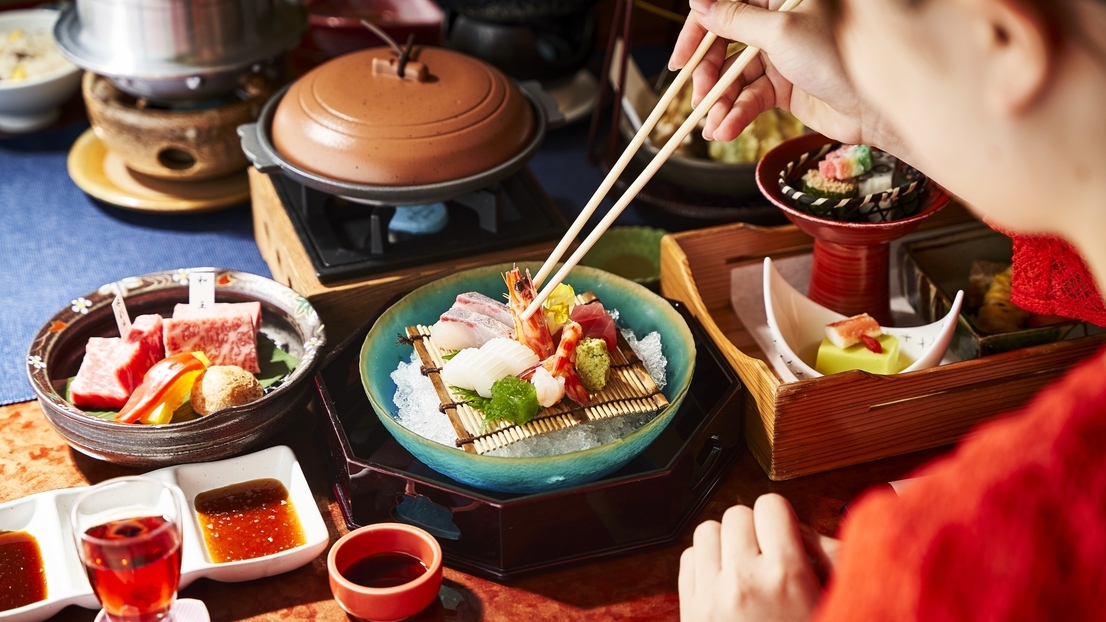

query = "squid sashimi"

[440,337,540,398]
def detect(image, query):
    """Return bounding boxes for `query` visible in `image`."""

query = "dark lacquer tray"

[314,296,744,581]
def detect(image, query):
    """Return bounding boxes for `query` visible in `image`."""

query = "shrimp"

[518,320,592,406]
[544,321,591,405]
[504,267,556,360]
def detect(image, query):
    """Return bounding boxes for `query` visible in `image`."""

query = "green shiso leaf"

[441,350,458,361]
[256,333,301,390]
[450,386,492,411]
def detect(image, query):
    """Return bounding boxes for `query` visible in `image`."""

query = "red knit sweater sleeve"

[813,350,1106,621]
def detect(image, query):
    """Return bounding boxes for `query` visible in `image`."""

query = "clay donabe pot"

[239,45,561,206]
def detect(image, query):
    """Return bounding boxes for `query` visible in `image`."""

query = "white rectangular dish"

[0,445,329,622]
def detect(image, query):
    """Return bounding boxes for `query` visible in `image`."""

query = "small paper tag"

[189,272,216,310]
[112,294,131,337]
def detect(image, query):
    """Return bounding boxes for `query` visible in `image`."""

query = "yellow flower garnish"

[542,283,576,333]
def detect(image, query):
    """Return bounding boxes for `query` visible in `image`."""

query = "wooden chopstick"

[522,0,805,320]
[530,31,719,289]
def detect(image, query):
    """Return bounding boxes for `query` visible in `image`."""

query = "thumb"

[694,1,790,52]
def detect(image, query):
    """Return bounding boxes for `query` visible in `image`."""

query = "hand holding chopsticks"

[522,0,806,320]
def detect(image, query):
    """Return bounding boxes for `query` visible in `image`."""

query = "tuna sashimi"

[430,306,514,351]
[163,314,259,373]
[454,292,513,327]
[570,303,617,352]
[70,314,165,409]
[172,302,261,331]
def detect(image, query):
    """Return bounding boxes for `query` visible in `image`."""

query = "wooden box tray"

[899,224,1087,360]
[659,217,1106,480]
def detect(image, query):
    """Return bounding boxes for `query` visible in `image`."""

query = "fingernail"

[689,0,711,13]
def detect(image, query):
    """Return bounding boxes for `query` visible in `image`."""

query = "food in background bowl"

[0,27,71,82]
[26,269,325,467]
[621,70,804,198]
[0,10,81,133]
[649,79,804,164]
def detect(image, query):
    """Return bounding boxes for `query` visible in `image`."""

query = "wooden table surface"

[1,396,950,621]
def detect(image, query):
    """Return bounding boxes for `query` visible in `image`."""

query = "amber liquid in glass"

[82,516,182,622]
[342,552,428,588]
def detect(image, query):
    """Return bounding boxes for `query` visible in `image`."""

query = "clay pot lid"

[271,45,535,186]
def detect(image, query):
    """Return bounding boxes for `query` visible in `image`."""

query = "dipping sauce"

[342,552,428,588]
[0,530,47,611]
[194,478,306,563]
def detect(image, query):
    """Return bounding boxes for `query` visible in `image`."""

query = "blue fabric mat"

[0,121,272,405]
[0,118,643,406]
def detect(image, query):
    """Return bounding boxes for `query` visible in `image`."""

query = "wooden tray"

[659,212,1106,480]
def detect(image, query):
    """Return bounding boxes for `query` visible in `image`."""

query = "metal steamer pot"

[238,50,562,206]
[54,0,306,102]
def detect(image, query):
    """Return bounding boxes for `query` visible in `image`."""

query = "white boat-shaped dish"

[763,257,964,380]
[0,446,329,622]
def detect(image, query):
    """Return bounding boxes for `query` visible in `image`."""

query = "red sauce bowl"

[327,523,443,621]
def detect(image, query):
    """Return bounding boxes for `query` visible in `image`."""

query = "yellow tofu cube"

[814,334,903,375]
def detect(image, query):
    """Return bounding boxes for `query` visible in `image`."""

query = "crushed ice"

[391,322,668,457]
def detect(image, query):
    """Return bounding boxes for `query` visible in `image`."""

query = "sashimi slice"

[570,303,617,352]
[439,338,540,398]
[440,348,480,390]
[454,292,513,327]
[430,307,513,351]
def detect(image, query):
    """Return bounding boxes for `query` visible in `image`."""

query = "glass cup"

[71,476,184,622]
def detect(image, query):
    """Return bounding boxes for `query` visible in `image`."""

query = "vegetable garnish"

[484,377,541,427]
[451,377,542,429]
[860,334,883,354]
[116,352,208,424]
[541,284,576,334]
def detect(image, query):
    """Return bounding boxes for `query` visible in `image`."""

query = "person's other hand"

[678,494,825,621]
[668,0,907,159]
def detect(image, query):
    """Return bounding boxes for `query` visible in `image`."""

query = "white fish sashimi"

[430,306,513,351]
[455,291,513,327]
[438,338,540,398]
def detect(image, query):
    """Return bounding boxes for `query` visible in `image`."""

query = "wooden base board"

[249,169,568,345]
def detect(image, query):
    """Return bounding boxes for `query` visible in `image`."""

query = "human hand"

[678,493,828,622]
[668,0,908,159]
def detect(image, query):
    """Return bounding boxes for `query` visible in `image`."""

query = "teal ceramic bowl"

[360,262,696,494]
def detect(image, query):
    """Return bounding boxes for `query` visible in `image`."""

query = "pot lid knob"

[361,19,428,82]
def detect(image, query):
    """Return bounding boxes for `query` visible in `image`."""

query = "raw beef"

[70,314,165,409]
[172,302,261,330]
[163,312,260,373]
[570,303,617,352]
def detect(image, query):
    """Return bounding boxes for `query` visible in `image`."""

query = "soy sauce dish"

[328,523,444,622]
[0,446,328,621]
